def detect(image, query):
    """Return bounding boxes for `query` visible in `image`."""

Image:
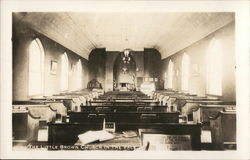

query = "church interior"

[12,12,236,151]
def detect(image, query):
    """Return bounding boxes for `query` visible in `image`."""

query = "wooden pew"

[32,97,76,112]
[81,105,168,112]
[51,95,84,112]
[172,97,219,111]
[209,110,236,150]
[13,104,57,123]
[192,104,236,128]
[29,100,67,122]
[99,91,150,100]
[13,109,40,143]
[68,111,179,124]
[164,94,198,108]
[88,100,160,106]
[48,122,201,150]
[182,101,235,121]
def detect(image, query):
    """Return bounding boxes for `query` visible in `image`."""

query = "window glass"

[167,60,174,89]
[206,39,223,95]
[28,38,44,96]
[61,52,69,91]
[76,59,83,90]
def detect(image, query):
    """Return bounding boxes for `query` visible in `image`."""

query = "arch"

[60,52,69,91]
[113,52,136,91]
[206,39,223,95]
[28,38,45,96]
[181,52,190,91]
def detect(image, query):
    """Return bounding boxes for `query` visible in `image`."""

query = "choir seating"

[13,108,40,144]
[209,110,236,150]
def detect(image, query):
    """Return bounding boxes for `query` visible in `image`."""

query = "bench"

[81,105,168,112]
[89,100,160,106]
[192,104,236,129]
[47,122,201,150]
[13,109,40,143]
[68,111,179,124]
[209,110,236,150]
[182,101,235,121]
[13,104,57,123]
[32,97,75,112]
[29,100,67,122]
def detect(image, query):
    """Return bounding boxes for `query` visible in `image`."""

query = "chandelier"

[122,49,132,64]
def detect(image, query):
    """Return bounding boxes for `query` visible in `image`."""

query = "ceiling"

[14,12,234,59]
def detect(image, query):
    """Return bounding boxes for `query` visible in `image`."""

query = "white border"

[1,0,249,159]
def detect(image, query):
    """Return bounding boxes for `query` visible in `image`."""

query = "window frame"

[206,39,223,96]
[60,52,69,92]
[167,59,174,89]
[28,38,45,97]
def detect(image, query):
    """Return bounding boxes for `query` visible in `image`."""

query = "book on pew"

[122,130,138,138]
[78,130,114,145]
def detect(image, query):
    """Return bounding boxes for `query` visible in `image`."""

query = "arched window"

[28,38,44,96]
[60,52,69,91]
[76,59,83,90]
[167,60,174,89]
[181,53,190,91]
[206,39,223,96]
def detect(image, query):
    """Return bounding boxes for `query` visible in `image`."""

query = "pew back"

[13,109,40,142]
[209,111,236,150]
[13,104,56,122]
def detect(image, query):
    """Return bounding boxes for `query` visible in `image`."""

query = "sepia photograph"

[0,0,249,159]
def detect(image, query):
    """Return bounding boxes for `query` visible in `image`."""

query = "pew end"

[209,111,236,150]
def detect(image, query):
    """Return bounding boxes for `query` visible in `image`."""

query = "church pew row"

[28,100,67,121]
[181,101,236,120]
[68,111,179,124]
[98,91,150,100]
[172,97,221,111]
[81,105,170,112]
[88,100,160,106]
[47,122,202,150]
[13,104,57,123]
[31,97,78,112]
[209,110,236,150]
[81,104,183,113]
[192,104,236,129]
[13,109,40,143]
[48,95,84,112]
[55,92,95,102]
[152,89,177,99]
